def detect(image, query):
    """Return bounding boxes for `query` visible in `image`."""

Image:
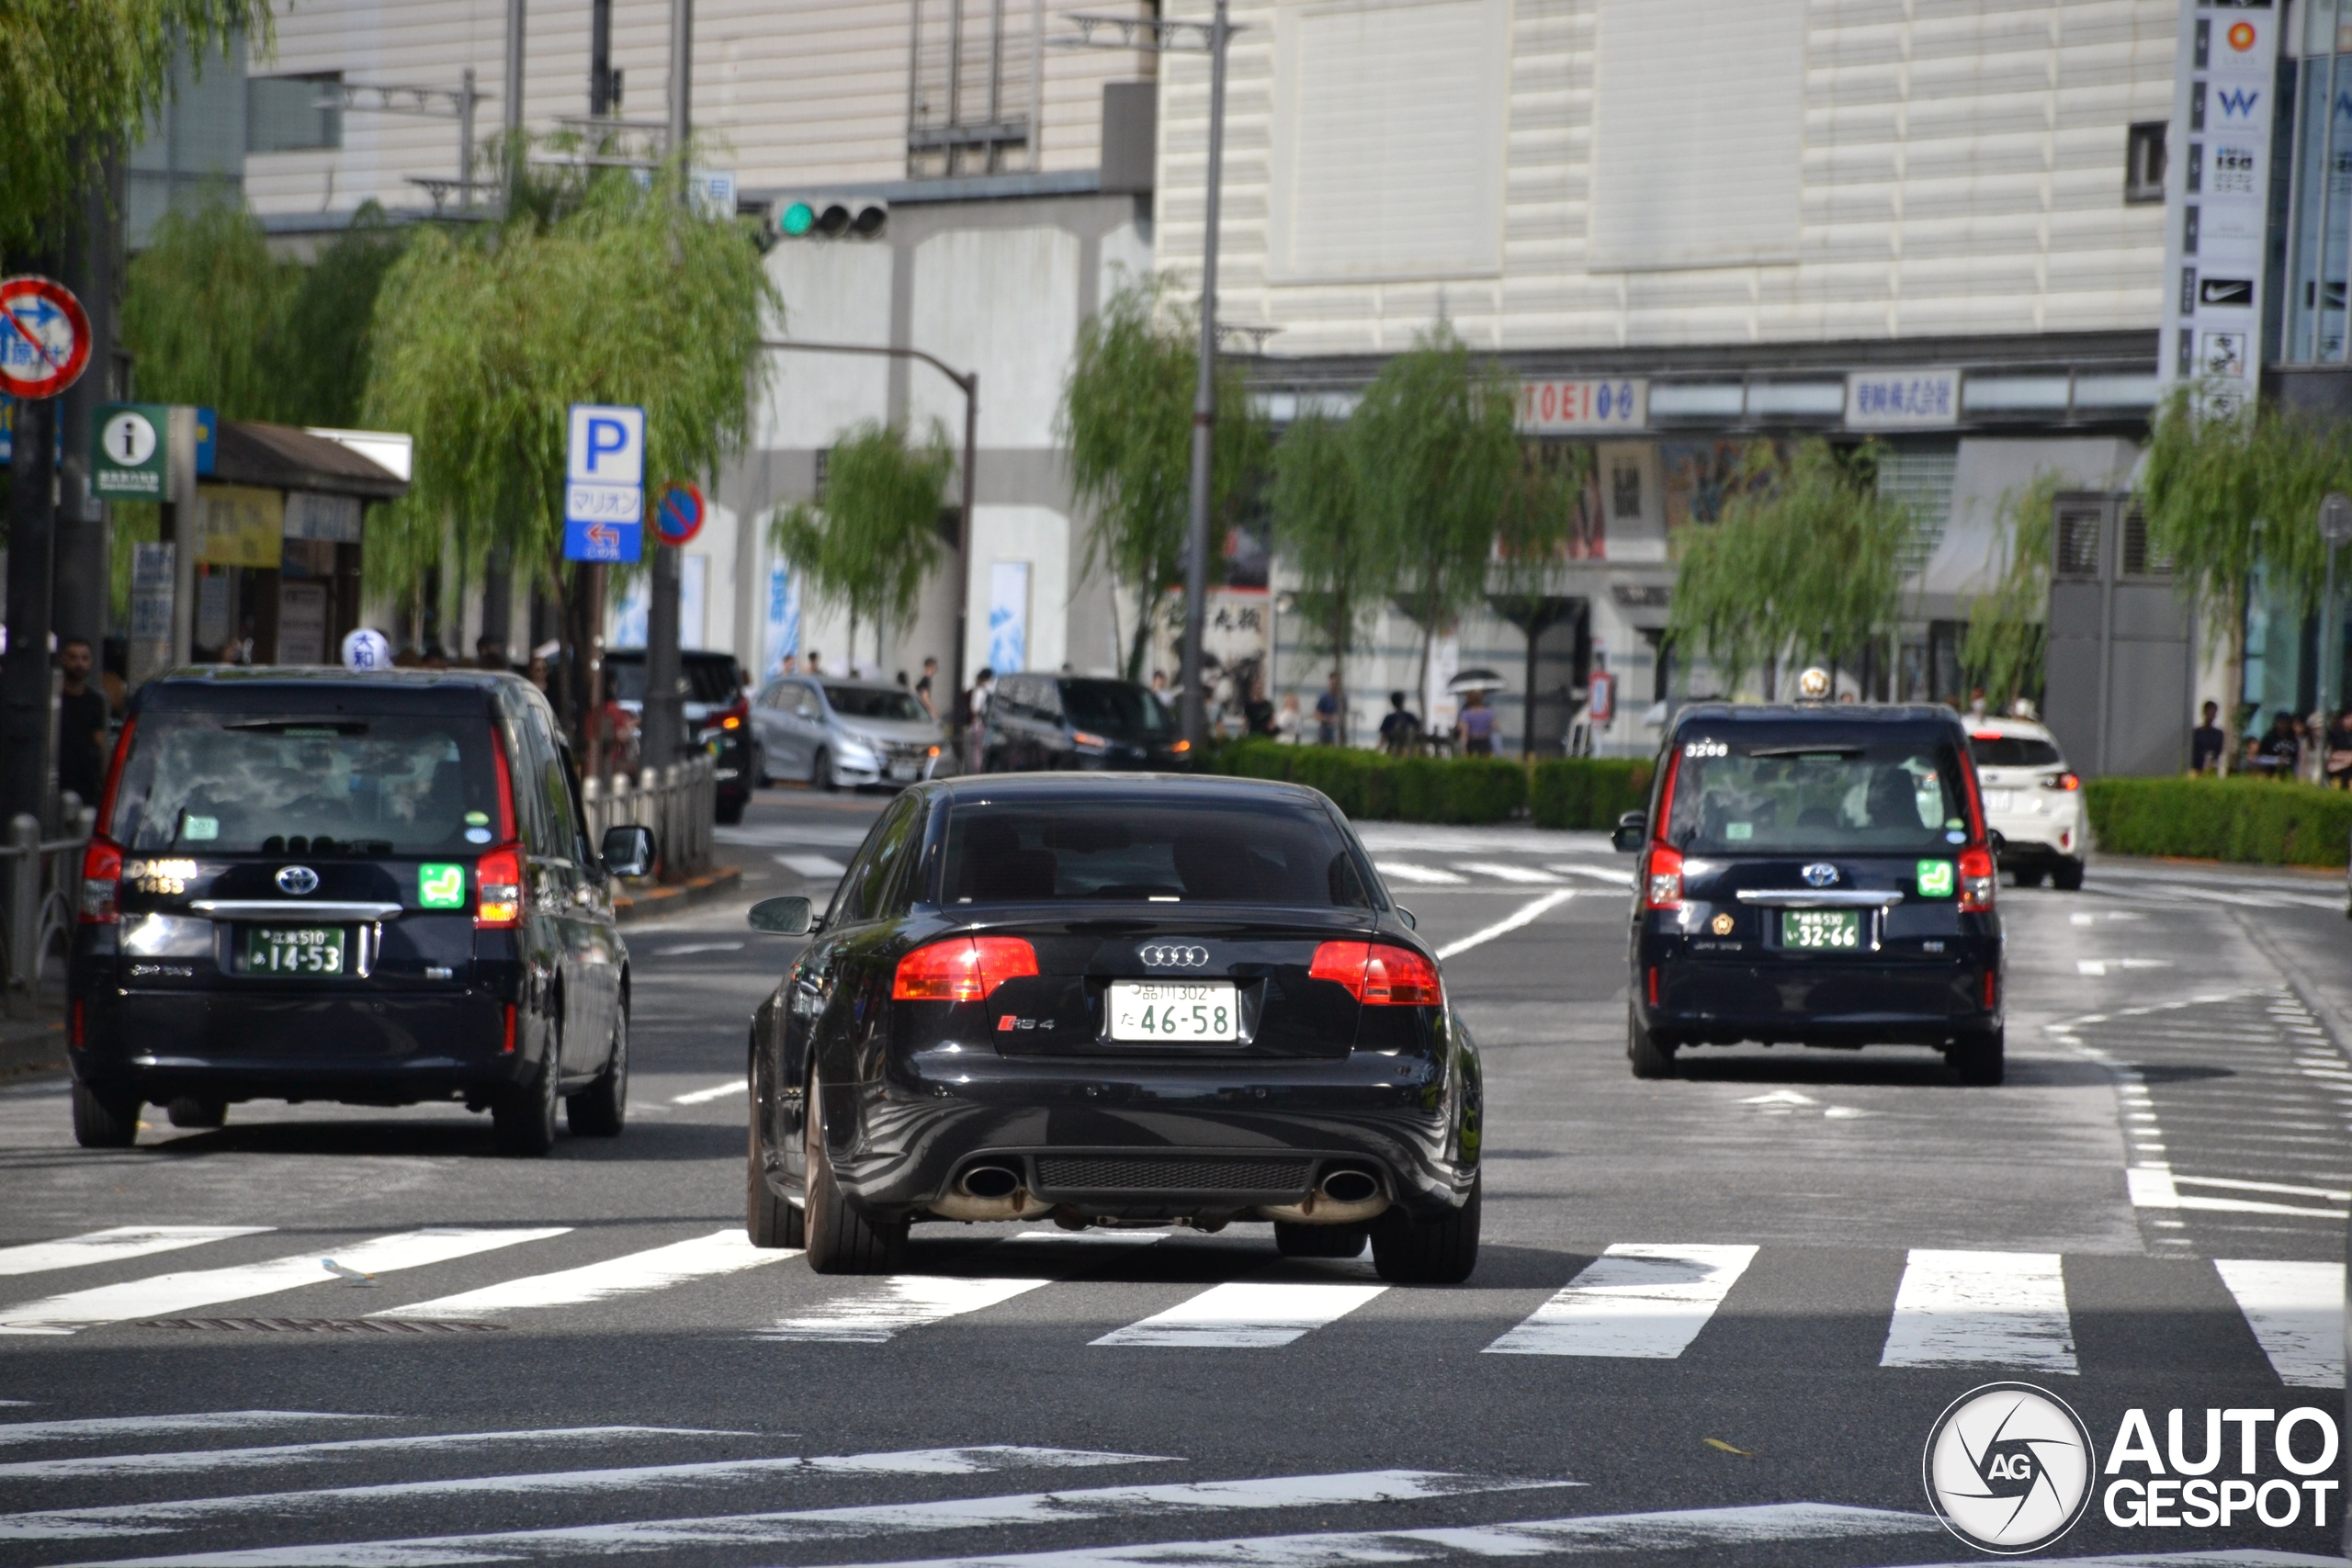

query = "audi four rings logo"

[1802,863,1839,887]
[1138,944,1210,968]
[276,865,320,896]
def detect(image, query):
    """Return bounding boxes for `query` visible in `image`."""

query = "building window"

[2126,122,2167,204]
[247,73,342,154]
[1875,447,1957,578]
[812,447,831,502]
[1611,461,1642,520]
[907,0,1041,178]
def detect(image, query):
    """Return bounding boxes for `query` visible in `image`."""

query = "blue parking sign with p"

[564,403,645,563]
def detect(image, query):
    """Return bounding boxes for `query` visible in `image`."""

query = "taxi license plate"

[1107,981,1238,1042]
[1780,909,1860,951]
[242,926,347,976]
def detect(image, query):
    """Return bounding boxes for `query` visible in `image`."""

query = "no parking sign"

[655,482,706,547]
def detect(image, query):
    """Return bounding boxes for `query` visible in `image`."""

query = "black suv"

[66,668,652,1155]
[1614,702,2005,1083]
[604,649,759,823]
[982,674,1193,773]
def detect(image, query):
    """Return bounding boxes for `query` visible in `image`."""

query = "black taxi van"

[66,668,652,1156]
[1612,693,2005,1084]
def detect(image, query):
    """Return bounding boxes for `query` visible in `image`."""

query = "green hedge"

[1212,740,1526,824]
[2085,775,2352,868]
[1529,758,1657,830]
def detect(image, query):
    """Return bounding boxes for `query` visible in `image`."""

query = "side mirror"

[1611,811,1647,853]
[748,895,813,936]
[1986,829,2007,857]
[601,824,655,878]
[1396,906,1418,931]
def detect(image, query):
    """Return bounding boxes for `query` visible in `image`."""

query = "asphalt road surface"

[1,781,2346,1568]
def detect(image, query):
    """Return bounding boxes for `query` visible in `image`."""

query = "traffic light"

[774,197,888,241]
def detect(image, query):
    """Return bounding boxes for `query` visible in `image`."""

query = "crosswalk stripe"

[2213,1258,2345,1390]
[1374,862,1468,886]
[0,1445,1169,1543]
[762,1231,1165,1343]
[0,1427,749,1483]
[0,1229,571,1337]
[68,1468,1577,1568]
[1091,1263,1387,1348]
[823,1502,1943,1568]
[0,1412,388,1448]
[670,1080,746,1105]
[1550,863,1634,887]
[0,1226,274,1279]
[1452,862,1563,885]
[1879,1249,2076,1373]
[1483,1244,1758,1359]
[376,1229,792,1319]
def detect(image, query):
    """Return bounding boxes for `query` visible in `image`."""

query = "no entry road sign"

[655,481,706,547]
[565,403,644,563]
[0,276,91,400]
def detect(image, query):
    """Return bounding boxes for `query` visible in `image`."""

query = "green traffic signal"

[780,201,815,237]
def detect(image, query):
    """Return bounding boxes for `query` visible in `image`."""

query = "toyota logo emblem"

[276,865,320,896]
[1137,944,1210,969]
[1802,863,1839,888]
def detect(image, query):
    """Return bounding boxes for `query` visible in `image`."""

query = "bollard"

[5,815,40,1018]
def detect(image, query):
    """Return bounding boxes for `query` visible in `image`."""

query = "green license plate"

[242,926,347,976]
[1781,909,1861,951]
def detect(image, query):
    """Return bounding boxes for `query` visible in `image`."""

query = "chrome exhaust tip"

[1318,1168,1380,1205]
[958,1164,1023,1201]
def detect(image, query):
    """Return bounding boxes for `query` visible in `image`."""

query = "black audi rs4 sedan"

[1615,701,2006,1084]
[742,774,1482,1282]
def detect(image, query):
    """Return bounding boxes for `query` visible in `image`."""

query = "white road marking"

[776,853,849,878]
[2076,958,2173,976]
[1374,862,1468,886]
[2213,1258,2345,1390]
[2129,1166,2347,1219]
[654,942,744,956]
[0,1445,1169,1543]
[1434,890,1576,960]
[717,822,877,848]
[1484,1244,1758,1359]
[1452,862,1562,885]
[0,1427,750,1482]
[762,1232,1164,1343]
[1879,1249,2076,1373]
[376,1230,795,1319]
[671,1079,748,1105]
[1738,1089,1818,1107]
[0,1229,570,1336]
[2175,1174,2351,1202]
[0,1412,388,1447]
[72,1469,1575,1567]
[0,1226,273,1278]
[1092,1262,1387,1348]
[817,1502,1942,1568]
[1550,863,1635,887]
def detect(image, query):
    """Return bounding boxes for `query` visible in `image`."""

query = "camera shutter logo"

[1138,944,1210,969]
[275,865,320,897]
[1922,1382,2097,1554]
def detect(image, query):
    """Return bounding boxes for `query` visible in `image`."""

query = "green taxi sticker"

[464,811,491,827]
[419,863,468,908]
[1916,860,1955,897]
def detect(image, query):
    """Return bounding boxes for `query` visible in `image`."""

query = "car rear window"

[106,713,502,855]
[825,685,930,722]
[939,800,1374,907]
[1663,736,1973,854]
[1969,735,2064,769]
[605,656,741,705]
[1062,680,1171,736]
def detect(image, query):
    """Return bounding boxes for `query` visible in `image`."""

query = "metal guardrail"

[3,796,94,1021]
[581,754,715,882]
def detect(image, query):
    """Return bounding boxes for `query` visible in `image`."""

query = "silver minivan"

[752,677,945,791]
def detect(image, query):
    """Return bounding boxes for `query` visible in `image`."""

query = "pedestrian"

[474,635,510,671]
[2256,712,2300,775]
[1273,693,1301,743]
[1378,690,1420,756]
[525,652,552,694]
[967,667,995,770]
[1458,689,1497,756]
[896,669,910,689]
[2327,710,2352,790]
[54,637,110,811]
[915,657,939,719]
[2189,700,2224,773]
[807,649,824,676]
[1150,669,1168,695]
[1314,671,1343,747]
[1966,686,1988,721]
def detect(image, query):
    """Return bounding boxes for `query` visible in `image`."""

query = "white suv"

[1967,717,2087,889]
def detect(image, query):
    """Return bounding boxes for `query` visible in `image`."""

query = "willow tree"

[1269,409,1384,719]
[1668,440,1908,699]
[1960,471,2063,715]
[1058,273,1265,680]
[771,420,955,668]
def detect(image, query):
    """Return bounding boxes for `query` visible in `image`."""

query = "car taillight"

[79,839,122,924]
[501,1003,517,1054]
[1308,941,1444,1006]
[477,845,523,927]
[490,725,519,840]
[721,696,748,731]
[1959,846,1996,912]
[893,936,1039,1001]
[1984,970,1999,1010]
[2043,772,2079,792]
[1170,739,1191,753]
[1644,844,1684,911]
[70,999,85,1049]
[1071,729,1107,748]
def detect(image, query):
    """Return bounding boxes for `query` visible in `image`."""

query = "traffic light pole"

[639,0,693,778]
[1179,0,1231,750]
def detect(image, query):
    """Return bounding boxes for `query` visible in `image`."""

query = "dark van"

[66,668,652,1156]
[982,675,1193,773]
[1614,703,2005,1084]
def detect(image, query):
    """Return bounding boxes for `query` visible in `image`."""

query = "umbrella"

[1446,668,1507,695]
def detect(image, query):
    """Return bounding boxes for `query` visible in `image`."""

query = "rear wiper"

[1746,745,1862,759]
[225,719,369,735]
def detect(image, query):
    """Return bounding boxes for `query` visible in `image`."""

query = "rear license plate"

[1780,909,1860,951]
[1982,788,2014,811]
[242,926,347,976]
[888,761,919,781]
[1107,980,1239,1042]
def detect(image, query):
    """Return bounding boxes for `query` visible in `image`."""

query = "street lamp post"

[639,0,694,773]
[2319,492,2352,730]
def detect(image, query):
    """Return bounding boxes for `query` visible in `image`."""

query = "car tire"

[1627,1004,1677,1079]
[1368,1177,1480,1285]
[566,1009,628,1136]
[2011,865,2046,888]
[2051,858,2085,892]
[802,1073,903,1273]
[164,1097,227,1130]
[493,1054,560,1157]
[1274,1222,1368,1259]
[747,1115,806,1249]
[72,1081,140,1148]
[1948,1028,2005,1087]
[812,748,837,793]
[715,794,747,826]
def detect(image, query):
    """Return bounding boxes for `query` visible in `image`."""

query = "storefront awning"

[206,421,408,502]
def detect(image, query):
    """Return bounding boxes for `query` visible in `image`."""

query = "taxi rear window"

[1664,737,1972,854]
[1969,735,2064,769]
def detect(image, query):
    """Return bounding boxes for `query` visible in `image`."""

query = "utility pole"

[56,152,119,657]
[478,0,526,659]
[639,0,693,771]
